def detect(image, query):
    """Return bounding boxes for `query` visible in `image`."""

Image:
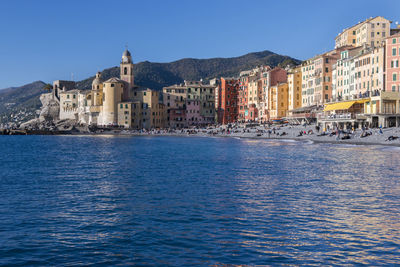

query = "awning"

[324,99,370,111]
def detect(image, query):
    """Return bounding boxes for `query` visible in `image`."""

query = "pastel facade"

[186,99,202,125]
[301,59,316,107]
[99,78,127,126]
[313,50,340,104]
[268,83,288,119]
[335,16,391,49]
[238,71,250,122]
[386,33,400,92]
[354,45,385,97]
[59,90,80,120]
[288,66,302,112]
[162,81,216,128]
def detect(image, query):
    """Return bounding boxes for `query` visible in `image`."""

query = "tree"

[43,83,52,91]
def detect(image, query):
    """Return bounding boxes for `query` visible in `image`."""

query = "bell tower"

[120,48,134,90]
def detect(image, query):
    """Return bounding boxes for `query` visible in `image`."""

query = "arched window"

[124,67,127,75]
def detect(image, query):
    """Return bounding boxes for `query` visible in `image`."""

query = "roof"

[387,31,400,38]
[123,49,131,57]
[60,89,80,94]
[104,77,125,83]
[290,105,318,113]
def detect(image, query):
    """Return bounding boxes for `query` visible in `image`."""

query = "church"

[56,49,166,129]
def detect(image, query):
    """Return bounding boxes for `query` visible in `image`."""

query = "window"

[144,92,146,96]
[67,95,70,99]
[393,38,397,44]
[124,67,127,75]
[120,104,123,108]
[111,83,114,87]
[325,86,329,90]
[392,85,396,92]
[393,48,397,56]
[325,67,329,73]
[394,73,397,82]
[125,104,128,108]
[352,39,356,44]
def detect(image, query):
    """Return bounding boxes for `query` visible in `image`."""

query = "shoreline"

[57,131,400,147]
[3,126,400,147]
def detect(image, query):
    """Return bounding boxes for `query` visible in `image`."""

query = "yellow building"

[288,66,302,112]
[91,72,104,106]
[268,83,288,119]
[99,78,127,126]
[335,16,391,49]
[118,101,142,129]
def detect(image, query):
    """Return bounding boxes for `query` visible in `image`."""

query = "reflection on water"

[0,136,399,265]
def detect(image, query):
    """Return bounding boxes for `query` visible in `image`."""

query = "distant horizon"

[0,0,399,88]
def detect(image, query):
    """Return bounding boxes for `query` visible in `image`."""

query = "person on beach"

[386,136,399,141]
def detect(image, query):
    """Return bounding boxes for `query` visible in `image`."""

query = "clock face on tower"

[122,56,128,63]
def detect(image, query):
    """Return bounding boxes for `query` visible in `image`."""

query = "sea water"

[0,136,399,265]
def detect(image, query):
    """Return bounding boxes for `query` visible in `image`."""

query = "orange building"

[217,77,240,124]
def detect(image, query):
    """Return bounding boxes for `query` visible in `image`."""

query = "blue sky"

[0,0,399,88]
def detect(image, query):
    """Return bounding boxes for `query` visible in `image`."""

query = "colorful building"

[163,80,216,128]
[288,66,302,112]
[335,16,391,49]
[386,32,400,92]
[216,77,239,124]
[268,83,289,120]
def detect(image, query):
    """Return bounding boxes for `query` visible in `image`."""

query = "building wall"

[238,75,249,122]
[59,90,79,120]
[301,59,316,107]
[288,66,302,111]
[269,83,288,119]
[335,16,391,49]
[218,77,239,124]
[101,81,124,126]
[386,34,400,92]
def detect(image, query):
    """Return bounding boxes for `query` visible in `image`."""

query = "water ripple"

[0,136,399,265]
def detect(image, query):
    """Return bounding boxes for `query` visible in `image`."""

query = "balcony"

[318,113,355,121]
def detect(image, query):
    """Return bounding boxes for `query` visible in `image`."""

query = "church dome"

[123,49,131,57]
[92,72,103,89]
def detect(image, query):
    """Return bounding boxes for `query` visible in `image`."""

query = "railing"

[318,113,354,120]
[288,113,316,119]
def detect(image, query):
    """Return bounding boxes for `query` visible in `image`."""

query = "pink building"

[269,67,287,86]
[386,32,400,92]
[186,100,202,126]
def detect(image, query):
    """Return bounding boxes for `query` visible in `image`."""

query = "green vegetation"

[76,50,300,90]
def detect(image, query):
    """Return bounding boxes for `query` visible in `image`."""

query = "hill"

[0,81,46,124]
[76,50,300,90]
